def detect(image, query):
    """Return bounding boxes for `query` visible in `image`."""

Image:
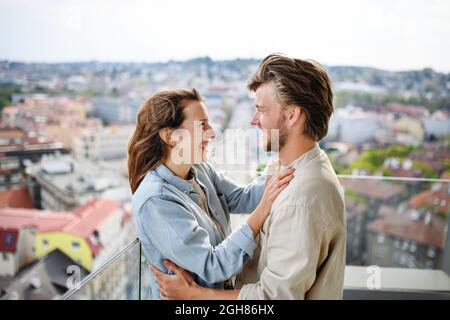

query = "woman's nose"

[206,127,216,140]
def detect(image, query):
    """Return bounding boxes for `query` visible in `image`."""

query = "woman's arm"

[202,162,267,214]
[136,169,294,284]
[136,196,254,284]
[245,168,295,238]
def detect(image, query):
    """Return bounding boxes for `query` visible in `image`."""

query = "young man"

[152,53,347,300]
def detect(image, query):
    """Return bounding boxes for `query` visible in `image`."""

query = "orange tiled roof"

[409,188,450,215]
[0,199,123,255]
[0,129,25,139]
[0,187,34,209]
[65,199,122,238]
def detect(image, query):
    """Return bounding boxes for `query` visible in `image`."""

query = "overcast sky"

[1,0,449,72]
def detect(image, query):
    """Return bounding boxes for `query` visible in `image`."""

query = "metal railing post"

[443,219,450,277]
[138,238,142,300]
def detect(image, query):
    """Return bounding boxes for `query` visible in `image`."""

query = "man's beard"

[265,114,287,152]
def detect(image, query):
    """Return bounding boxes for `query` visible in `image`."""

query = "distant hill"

[1,58,449,111]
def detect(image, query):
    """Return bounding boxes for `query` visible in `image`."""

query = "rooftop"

[0,199,124,254]
[367,209,447,249]
[409,185,450,216]
[341,178,404,200]
[0,249,89,300]
[0,186,34,209]
[26,154,130,201]
[344,195,368,220]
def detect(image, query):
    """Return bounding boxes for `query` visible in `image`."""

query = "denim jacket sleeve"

[203,163,266,213]
[136,195,257,284]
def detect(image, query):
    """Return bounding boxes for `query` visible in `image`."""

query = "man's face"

[250,82,288,152]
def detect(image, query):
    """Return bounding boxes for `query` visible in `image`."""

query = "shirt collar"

[280,143,322,171]
[154,163,194,194]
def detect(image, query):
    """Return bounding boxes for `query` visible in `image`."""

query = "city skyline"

[1,0,450,72]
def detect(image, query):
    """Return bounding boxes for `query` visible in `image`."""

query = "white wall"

[328,107,380,145]
[0,251,17,276]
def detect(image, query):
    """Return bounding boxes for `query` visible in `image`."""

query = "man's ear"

[159,128,175,147]
[287,105,303,127]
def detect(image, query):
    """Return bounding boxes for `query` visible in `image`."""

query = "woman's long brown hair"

[127,88,202,194]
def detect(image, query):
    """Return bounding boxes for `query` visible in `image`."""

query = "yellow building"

[394,117,425,143]
[0,199,128,273]
[35,232,93,270]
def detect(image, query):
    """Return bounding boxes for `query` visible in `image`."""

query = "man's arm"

[188,287,240,300]
[152,261,239,300]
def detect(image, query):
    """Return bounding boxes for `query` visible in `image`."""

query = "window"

[392,250,400,263]
[2,252,8,261]
[407,255,416,268]
[400,253,409,265]
[409,242,417,253]
[393,239,401,249]
[42,239,49,248]
[427,246,436,258]
[89,231,100,246]
[402,240,409,251]
[72,241,80,250]
[5,233,13,245]
[377,234,385,244]
[375,246,384,259]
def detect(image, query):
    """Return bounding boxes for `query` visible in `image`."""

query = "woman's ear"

[159,128,175,147]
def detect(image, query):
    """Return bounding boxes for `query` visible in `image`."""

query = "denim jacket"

[132,162,266,299]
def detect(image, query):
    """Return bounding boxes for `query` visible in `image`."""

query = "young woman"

[128,88,294,299]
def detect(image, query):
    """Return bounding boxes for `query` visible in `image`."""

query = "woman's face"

[171,100,216,164]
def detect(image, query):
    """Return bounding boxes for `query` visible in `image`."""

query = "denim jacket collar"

[154,164,193,194]
[154,163,208,195]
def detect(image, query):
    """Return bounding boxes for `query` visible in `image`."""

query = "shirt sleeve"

[136,195,257,284]
[238,203,326,300]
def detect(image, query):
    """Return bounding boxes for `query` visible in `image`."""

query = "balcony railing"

[61,240,450,300]
[61,175,450,300]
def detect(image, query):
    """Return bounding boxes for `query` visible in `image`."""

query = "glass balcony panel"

[61,176,449,300]
[62,239,140,300]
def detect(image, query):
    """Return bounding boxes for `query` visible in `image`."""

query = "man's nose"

[250,112,260,126]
